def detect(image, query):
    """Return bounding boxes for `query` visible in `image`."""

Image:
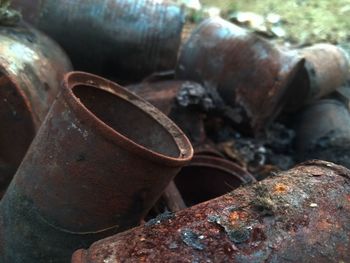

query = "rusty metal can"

[294,99,350,167]
[127,79,185,116]
[286,44,350,111]
[174,155,256,206]
[0,71,193,263]
[128,80,208,145]
[0,22,72,198]
[72,160,350,263]
[11,0,185,81]
[176,17,304,134]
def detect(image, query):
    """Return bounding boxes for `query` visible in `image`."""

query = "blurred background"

[180,0,350,46]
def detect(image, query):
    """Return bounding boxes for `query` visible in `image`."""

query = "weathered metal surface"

[0,71,193,263]
[176,17,305,134]
[72,160,350,263]
[11,0,185,81]
[0,22,72,198]
[162,180,187,212]
[127,80,185,115]
[128,80,208,145]
[286,44,350,111]
[194,143,225,158]
[295,99,350,168]
[175,155,256,206]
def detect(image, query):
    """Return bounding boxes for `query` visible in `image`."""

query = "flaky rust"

[0,72,193,263]
[73,160,350,263]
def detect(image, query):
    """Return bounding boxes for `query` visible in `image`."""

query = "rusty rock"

[0,71,193,263]
[286,44,350,111]
[176,17,304,134]
[72,160,350,263]
[295,99,350,168]
[174,155,256,206]
[11,0,185,81]
[0,22,72,198]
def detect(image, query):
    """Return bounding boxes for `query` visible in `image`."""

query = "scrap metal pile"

[0,0,349,262]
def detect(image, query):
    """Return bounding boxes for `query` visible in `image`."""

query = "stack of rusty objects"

[0,1,348,262]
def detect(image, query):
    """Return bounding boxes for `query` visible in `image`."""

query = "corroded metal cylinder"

[176,17,304,133]
[128,80,208,145]
[286,44,350,111]
[295,99,350,167]
[127,80,186,115]
[0,22,72,198]
[11,0,185,81]
[174,155,255,206]
[72,160,350,263]
[0,72,193,263]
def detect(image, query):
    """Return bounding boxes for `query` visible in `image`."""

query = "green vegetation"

[200,0,350,45]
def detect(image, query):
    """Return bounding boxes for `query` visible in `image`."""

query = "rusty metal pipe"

[128,80,208,145]
[286,44,350,111]
[0,71,193,263]
[0,22,72,198]
[11,0,185,82]
[176,17,305,134]
[72,160,350,262]
[294,99,350,167]
[127,80,185,115]
[162,181,187,212]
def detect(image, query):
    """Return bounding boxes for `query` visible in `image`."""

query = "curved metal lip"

[62,71,193,166]
[0,63,38,124]
[187,155,256,183]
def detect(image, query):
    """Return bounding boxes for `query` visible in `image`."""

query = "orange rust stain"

[347,194,350,202]
[229,211,249,225]
[273,183,288,194]
[317,219,333,231]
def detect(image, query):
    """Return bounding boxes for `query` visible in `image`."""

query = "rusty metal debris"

[176,17,305,134]
[0,71,193,262]
[127,79,189,116]
[295,99,350,167]
[11,0,185,81]
[0,4,350,262]
[128,79,209,145]
[72,160,350,263]
[0,22,72,198]
[286,43,350,111]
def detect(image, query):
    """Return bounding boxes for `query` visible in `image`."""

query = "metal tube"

[0,71,193,263]
[72,160,350,262]
[176,17,305,134]
[11,0,185,81]
[0,22,72,198]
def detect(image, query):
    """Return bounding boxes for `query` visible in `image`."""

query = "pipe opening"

[73,85,181,158]
[174,165,243,206]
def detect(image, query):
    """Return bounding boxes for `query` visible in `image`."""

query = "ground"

[199,0,350,45]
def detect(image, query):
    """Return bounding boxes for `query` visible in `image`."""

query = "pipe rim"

[62,71,193,166]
